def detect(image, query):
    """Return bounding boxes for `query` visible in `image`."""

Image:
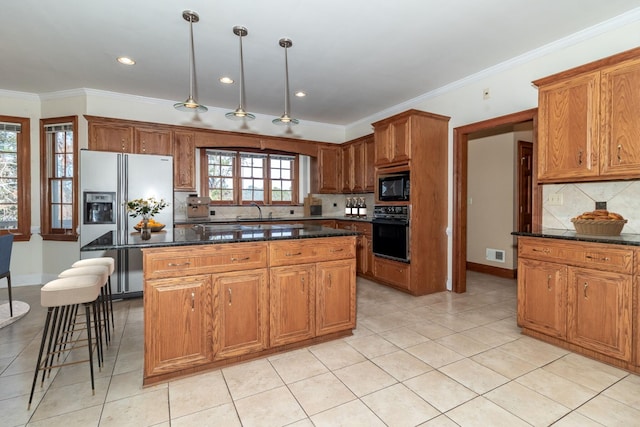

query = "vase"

[140,218,151,240]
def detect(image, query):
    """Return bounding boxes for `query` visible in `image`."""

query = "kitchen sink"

[235,216,287,221]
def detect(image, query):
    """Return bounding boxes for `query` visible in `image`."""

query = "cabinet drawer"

[373,257,410,290]
[518,238,566,261]
[270,237,356,267]
[144,243,268,279]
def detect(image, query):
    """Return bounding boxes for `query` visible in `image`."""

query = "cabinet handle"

[585,255,610,262]
[167,262,191,267]
[121,138,125,151]
[577,150,583,166]
[228,288,232,305]
[301,276,305,292]
[231,256,251,262]
[191,292,195,311]
[617,144,622,164]
[286,252,302,256]
[547,274,552,291]
[583,282,588,299]
[330,248,344,253]
[532,248,550,254]
[142,140,146,152]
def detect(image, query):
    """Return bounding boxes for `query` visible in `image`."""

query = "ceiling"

[2,1,639,126]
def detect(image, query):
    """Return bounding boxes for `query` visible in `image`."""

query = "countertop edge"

[512,229,640,247]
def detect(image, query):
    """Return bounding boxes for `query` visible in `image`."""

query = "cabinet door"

[600,58,640,178]
[363,136,376,192]
[351,141,365,192]
[316,259,356,335]
[374,123,392,166]
[317,145,342,193]
[517,258,567,339]
[390,117,410,164]
[144,275,212,377]
[213,269,268,359]
[173,130,196,190]
[341,143,353,192]
[537,72,600,181]
[88,122,133,152]
[270,265,315,346]
[373,256,410,290]
[567,267,632,361]
[134,127,173,155]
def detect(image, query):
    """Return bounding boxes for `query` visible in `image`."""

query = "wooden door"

[316,259,356,335]
[567,267,632,361]
[517,140,534,232]
[374,122,392,166]
[134,127,173,155]
[213,269,268,359]
[270,265,315,346]
[363,136,376,192]
[390,117,410,163]
[600,58,640,178]
[341,143,353,192]
[144,275,212,377]
[317,145,342,193]
[173,130,196,190]
[537,72,600,181]
[88,122,133,153]
[517,258,567,338]
[351,140,365,192]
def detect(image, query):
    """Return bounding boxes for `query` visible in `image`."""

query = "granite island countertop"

[513,228,640,247]
[174,215,373,225]
[82,224,360,251]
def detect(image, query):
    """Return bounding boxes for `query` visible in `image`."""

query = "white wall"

[2,13,640,287]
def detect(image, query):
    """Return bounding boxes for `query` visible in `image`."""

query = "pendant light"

[273,38,299,126]
[226,26,255,121]
[174,10,208,113]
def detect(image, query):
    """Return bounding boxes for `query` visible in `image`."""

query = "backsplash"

[542,180,640,234]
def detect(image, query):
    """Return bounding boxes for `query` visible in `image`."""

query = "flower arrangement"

[126,197,169,219]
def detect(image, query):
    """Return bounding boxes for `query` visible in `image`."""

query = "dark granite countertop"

[512,229,640,247]
[175,215,373,225]
[81,224,360,251]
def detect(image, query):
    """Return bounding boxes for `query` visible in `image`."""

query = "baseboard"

[466,262,516,279]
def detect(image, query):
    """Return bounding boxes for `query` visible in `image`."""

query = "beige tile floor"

[1,271,640,426]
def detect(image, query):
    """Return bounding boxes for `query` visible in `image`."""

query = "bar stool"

[28,274,103,409]
[59,265,111,348]
[72,258,115,331]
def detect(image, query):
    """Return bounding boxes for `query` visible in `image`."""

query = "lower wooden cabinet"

[213,269,269,359]
[316,259,356,335]
[517,236,637,370]
[144,275,213,378]
[270,265,315,346]
[373,256,410,290]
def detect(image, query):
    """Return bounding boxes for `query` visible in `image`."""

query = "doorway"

[452,109,540,293]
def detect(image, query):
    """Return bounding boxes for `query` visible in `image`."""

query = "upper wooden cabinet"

[374,115,410,167]
[89,121,134,153]
[341,135,375,193]
[135,127,173,155]
[88,118,172,156]
[312,144,342,193]
[173,130,196,191]
[534,49,640,182]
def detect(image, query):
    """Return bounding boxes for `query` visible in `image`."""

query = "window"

[40,116,78,241]
[0,116,31,241]
[201,150,297,205]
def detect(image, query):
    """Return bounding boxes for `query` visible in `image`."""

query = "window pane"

[0,128,19,226]
[62,179,73,203]
[207,152,235,202]
[51,179,61,203]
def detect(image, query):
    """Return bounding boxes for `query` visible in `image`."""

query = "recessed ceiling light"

[117,56,136,65]
[294,91,306,97]
[219,77,234,84]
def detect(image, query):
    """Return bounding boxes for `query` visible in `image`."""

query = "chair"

[0,234,13,317]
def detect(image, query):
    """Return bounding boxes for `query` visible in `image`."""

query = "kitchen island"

[84,224,358,385]
[513,229,640,374]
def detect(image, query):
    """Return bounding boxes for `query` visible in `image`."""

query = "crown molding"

[0,89,40,101]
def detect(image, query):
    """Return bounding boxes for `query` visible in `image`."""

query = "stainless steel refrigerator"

[79,150,174,297]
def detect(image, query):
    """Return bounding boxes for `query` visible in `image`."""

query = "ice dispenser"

[84,191,115,224]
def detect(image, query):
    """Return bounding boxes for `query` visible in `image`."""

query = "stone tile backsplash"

[543,180,640,234]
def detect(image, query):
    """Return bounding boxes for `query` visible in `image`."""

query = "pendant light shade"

[273,38,299,126]
[174,10,208,113]
[226,26,255,121]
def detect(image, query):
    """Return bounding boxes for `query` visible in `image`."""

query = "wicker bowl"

[571,218,627,236]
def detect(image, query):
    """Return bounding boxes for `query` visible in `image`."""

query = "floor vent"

[486,248,506,263]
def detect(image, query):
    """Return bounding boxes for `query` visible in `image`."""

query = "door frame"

[452,108,540,293]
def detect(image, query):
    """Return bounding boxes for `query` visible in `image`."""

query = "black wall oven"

[372,205,410,262]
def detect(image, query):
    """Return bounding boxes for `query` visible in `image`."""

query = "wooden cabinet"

[341,135,375,193]
[567,267,632,362]
[144,275,213,378]
[373,256,410,290]
[313,145,342,193]
[374,115,410,166]
[89,121,134,153]
[517,258,567,339]
[316,259,356,335]
[173,130,196,190]
[534,50,640,182]
[270,265,315,346]
[335,220,373,278]
[134,127,173,155]
[213,269,268,359]
[517,236,636,368]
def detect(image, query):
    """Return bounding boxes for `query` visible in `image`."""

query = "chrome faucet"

[250,202,262,220]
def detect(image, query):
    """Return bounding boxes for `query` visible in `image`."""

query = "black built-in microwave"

[378,172,410,201]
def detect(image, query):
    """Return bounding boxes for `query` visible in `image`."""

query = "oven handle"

[372,218,409,226]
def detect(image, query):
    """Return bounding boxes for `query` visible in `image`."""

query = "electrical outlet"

[548,193,563,205]
[209,209,215,216]
[595,201,607,210]
[289,210,294,214]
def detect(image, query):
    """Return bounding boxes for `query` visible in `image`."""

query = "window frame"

[39,115,78,241]
[0,115,31,241]
[200,149,298,205]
